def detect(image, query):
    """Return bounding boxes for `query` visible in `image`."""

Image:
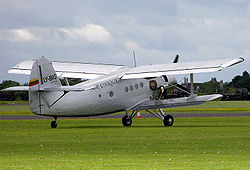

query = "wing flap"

[121,57,244,79]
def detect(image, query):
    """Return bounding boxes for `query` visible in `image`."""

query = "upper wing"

[8,60,126,79]
[9,57,244,80]
[121,57,244,79]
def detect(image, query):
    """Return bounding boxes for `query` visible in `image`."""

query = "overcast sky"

[0,0,249,83]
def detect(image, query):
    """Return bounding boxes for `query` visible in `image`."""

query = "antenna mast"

[133,50,137,67]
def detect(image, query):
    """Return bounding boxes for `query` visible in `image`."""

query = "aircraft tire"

[122,115,132,126]
[51,120,57,128]
[163,115,174,126]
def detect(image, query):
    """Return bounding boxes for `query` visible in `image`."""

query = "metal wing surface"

[1,86,29,91]
[8,60,126,79]
[121,57,244,79]
[129,94,222,111]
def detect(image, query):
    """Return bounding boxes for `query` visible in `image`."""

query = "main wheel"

[163,115,174,126]
[51,120,57,128]
[122,115,132,126]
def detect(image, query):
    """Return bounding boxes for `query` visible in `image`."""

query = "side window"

[125,87,129,92]
[109,91,114,97]
[135,84,138,89]
[125,83,142,93]
[140,82,144,88]
[129,85,133,91]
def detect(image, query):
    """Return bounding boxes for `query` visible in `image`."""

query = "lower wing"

[128,94,222,111]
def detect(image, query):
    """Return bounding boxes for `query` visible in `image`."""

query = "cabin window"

[129,85,133,91]
[125,87,129,92]
[109,91,114,97]
[140,82,144,88]
[98,94,101,98]
[135,84,138,89]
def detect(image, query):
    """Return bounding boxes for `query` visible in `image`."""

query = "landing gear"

[50,117,57,128]
[145,109,174,127]
[122,115,132,126]
[122,110,138,127]
[163,115,174,126]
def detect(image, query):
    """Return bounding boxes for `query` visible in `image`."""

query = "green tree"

[0,80,20,90]
[0,80,20,101]
[232,71,250,91]
[198,81,223,94]
[0,80,29,101]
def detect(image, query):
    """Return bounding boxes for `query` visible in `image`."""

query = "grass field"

[1,101,250,116]
[0,101,28,105]
[162,101,250,113]
[0,118,249,169]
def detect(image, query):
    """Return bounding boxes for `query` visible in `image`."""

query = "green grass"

[179,101,250,109]
[161,101,250,113]
[0,101,31,115]
[0,101,28,105]
[0,118,249,169]
[0,105,31,115]
[0,101,250,116]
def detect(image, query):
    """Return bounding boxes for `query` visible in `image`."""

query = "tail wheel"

[122,115,132,126]
[163,115,174,126]
[51,120,57,128]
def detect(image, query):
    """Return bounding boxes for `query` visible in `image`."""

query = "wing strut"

[64,77,70,86]
[133,51,137,67]
[49,91,69,108]
[190,73,194,95]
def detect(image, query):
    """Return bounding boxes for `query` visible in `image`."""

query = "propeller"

[173,54,179,63]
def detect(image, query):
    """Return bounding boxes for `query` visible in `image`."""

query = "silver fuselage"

[31,68,168,117]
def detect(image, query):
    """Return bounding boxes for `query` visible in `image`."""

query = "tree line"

[198,71,250,95]
[0,78,82,101]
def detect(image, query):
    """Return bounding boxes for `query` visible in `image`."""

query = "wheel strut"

[145,109,174,127]
[122,110,138,126]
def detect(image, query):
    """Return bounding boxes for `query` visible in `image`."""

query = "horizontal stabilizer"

[1,85,94,92]
[40,86,95,92]
[1,86,29,91]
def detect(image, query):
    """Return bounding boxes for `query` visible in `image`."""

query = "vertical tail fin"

[29,56,62,115]
[29,56,61,89]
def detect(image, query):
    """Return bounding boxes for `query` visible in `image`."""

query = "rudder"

[29,56,62,115]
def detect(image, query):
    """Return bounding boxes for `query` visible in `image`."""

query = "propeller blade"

[173,54,179,63]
